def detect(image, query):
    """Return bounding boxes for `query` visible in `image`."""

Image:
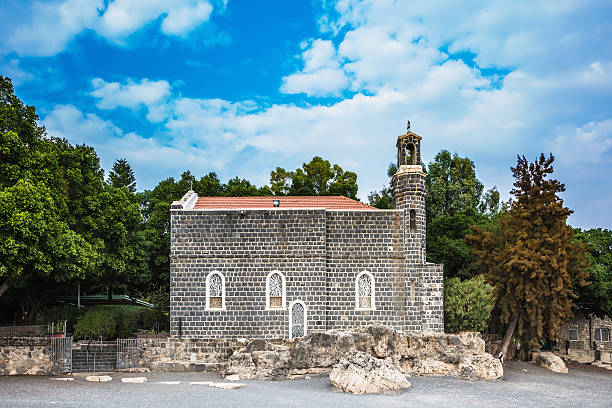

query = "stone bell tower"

[392,121,427,262]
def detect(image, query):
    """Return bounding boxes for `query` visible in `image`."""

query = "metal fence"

[51,336,73,373]
[116,338,142,371]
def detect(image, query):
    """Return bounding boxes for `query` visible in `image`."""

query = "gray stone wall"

[0,344,52,375]
[325,210,420,332]
[171,209,327,339]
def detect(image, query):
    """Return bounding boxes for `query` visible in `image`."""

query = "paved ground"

[0,361,610,408]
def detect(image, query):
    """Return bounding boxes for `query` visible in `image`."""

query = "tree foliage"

[574,228,612,317]
[467,154,589,349]
[270,156,358,199]
[109,158,137,192]
[444,275,495,333]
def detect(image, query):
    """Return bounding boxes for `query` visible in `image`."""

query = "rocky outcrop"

[330,351,410,394]
[534,352,568,373]
[219,326,502,381]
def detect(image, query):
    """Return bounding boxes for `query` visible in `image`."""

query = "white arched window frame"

[265,270,286,310]
[205,271,226,310]
[355,271,376,311]
[288,300,307,340]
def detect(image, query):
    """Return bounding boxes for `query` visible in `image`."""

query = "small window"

[409,210,417,233]
[206,271,225,310]
[595,328,610,342]
[266,271,286,309]
[355,271,375,310]
[568,329,578,341]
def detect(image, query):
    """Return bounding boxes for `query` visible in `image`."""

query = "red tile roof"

[194,196,377,210]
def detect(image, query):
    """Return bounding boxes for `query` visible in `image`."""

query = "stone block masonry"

[170,207,443,339]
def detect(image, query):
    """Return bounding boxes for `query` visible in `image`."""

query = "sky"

[1,0,611,229]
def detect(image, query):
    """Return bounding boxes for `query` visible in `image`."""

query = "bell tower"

[392,121,426,262]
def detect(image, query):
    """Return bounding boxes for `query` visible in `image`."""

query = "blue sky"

[1,0,611,229]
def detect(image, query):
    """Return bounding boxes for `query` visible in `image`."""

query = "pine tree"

[467,153,589,359]
[109,158,136,192]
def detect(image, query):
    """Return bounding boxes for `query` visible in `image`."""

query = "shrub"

[444,274,495,333]
[73,309,116,340]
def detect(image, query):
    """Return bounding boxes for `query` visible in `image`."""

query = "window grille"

[207,272,224,309]
[356,272,375,310]
[291,302,305,339]
[268,272,284,308]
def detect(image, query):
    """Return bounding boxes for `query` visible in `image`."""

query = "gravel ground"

[0,361,610,408]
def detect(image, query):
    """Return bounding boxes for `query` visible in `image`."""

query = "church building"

[169,125,443,339]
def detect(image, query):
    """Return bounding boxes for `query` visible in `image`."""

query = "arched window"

[407,143,416,165]
[266,271,286,309]
[355,271,375,310]
[289,300,307,339]
[409,209,417,233]
[206,271,225,310]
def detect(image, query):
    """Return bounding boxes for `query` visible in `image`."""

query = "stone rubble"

[329,351,411,394]
[219,326,503,381]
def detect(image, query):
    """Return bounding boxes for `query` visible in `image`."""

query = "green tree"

[0,76,46,189]
[426,150,485,223]
[574,228,612,317]
[0,77,99,312]
[444,275,495,333]
[467,154,589,359]
[93,183,143,301]
[109,158,137,192]
[270,156,359,199]
[223,177,261,196]
[0,179,94,310]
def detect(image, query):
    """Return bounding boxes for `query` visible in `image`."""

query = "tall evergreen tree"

[467,153,589,359]
[109,158,137,192]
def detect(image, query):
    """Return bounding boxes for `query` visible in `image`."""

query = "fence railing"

[0,325,47,338]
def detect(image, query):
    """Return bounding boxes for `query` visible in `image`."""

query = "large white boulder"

[534,352,568,373]
[329,351,411,394]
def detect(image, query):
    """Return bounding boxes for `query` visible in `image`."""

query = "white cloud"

[554,120,612,165]
[90,77,171,118]
[161,1,213,36]
[3,0,217,57]
[281,39,348,96]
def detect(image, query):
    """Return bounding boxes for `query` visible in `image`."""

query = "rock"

[85,375,112,382]
[459,355,503,380]
[329,351,411,394]
[290,330,358,370]
[534,352,568,373]
[50,377,74,381]
[121,377,147,383]
[209,382,245,389]
[225,374,240,381]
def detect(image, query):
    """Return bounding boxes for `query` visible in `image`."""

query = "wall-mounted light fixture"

[273,199,280,207]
